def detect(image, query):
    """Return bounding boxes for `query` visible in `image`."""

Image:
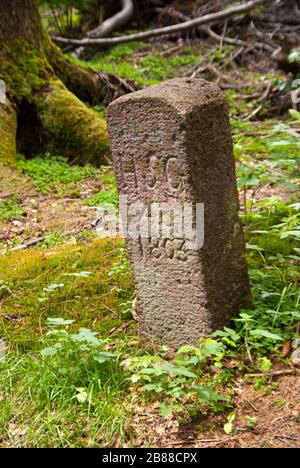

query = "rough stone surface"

[107,78,250,347]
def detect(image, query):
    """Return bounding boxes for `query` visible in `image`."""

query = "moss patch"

[0,239,134,351]
[86,44,199,86]
[0,104,17,165]
[0,40,53,101]
[36,80,109,165]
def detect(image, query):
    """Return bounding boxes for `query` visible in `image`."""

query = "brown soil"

[0,164,100,248]
[131,371,300,448]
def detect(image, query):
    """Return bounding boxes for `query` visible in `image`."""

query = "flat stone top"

[108,78,226,116]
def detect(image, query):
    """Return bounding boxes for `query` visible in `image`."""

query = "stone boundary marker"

[107,78,250,347]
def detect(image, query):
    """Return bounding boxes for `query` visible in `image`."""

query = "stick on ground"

[53,0,268,47]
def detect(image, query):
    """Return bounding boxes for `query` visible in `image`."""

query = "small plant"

[0,280,12,299]
[86,189,118,210]
[41,232,65,248]
[0,317,129,447]
[41,318,116,373]
[224,412,236,434]
[0,195,24,221]
[85,170,118,209]
[259,357,272,373]
[108,257,130,279]
[245,416,258,428]
[123,339,230,417]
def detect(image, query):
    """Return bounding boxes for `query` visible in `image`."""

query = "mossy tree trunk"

[0,0,133,165]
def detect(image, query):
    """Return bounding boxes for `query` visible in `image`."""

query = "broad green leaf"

[41,347,58,357]
[177,345,200,355]
[160,404,172,417]
[75,388,88,403]
[250,329,283,340]
[71,328,100,345]
[224,413,235,434]
[43,283,65,293]
[93,351,115,363]
[289,109,300,120]
[131,374,140,383]
[201,339,225,357]
[280,230,300,240]
[171,367,196,378]
[212,327,240,342]
[196,386,226,402]
[144,383,163,393]
[47,318,74,326]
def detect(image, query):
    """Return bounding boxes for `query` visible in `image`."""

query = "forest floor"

[0,159,111,250]
[0,39,299,448]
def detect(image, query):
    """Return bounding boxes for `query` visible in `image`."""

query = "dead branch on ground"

[87,0,134,38]
[53,0,268,47]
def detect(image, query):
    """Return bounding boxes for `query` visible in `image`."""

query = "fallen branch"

[87,0,134,38]
[53,0,268,47]
[187,61,249,91]
[246,369,299,378]
[4,236,47,252]
[205,25,275,52]
[1,223,97,254]
[242,104,263,121]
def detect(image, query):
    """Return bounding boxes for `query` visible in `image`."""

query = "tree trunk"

[0,0,134,166]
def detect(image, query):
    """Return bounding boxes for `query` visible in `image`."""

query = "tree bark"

[0,0,134,166]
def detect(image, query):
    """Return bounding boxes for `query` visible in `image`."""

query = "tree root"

[0,0,137,166]
[47,42,138,106]
[34,80,109,165]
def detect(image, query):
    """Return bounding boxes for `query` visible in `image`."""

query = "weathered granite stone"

[107,78,250,347]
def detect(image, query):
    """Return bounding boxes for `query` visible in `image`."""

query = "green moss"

[249,233,295,257]
[0,239,134,351]
[0,104,17,165]
[85,169,118,208]
[36,80,109,165]
[86,46,199,86]
[0,40,53,101]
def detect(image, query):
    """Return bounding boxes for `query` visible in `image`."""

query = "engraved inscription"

[120,154,139,190]
[166,157,182,191]
[149,238,189,261]
[147,156,159,190]
[146,155,185,194]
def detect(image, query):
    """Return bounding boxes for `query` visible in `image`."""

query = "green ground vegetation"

[16,153,97,195]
